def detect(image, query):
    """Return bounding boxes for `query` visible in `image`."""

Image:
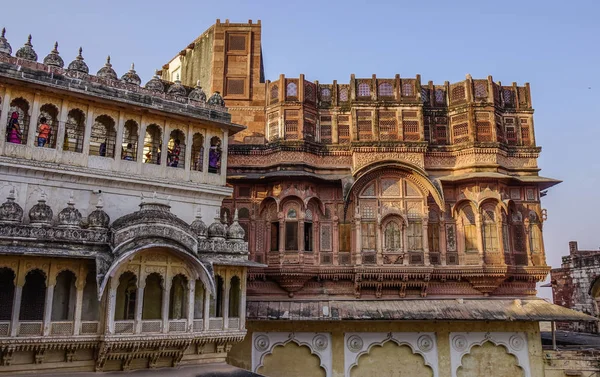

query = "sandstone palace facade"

[0,20,595,377]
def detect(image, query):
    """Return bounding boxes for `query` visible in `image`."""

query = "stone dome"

[0,28,12,56]
[167,78,187,97]
[15,35,37,61]
[96,55,118,80]
[121,63,141,86]
[29,195,53,226]
[188,81,207,102]
[207,212,226,240]
[145,74,165,93]
[0,189,23,223]
[43,42,64,68]
[207,91,225,107]
[57,195,82,228]
[226,209,245,242]
[190,210,207,239]
[67,47,89,74]
[88,198,110,229]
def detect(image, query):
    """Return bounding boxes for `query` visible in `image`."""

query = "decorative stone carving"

[208,211,226,240]
[121,63,141,86]
[29,194,53,226]
[96,55,118,80]
[449,332,530,377]
[88,198,110,229]
[252,332,332,376]
[57,194,82,228]
[188,81,207,102]
[0,188,23,223]
[167,76,186,97]
[15,35,37,61]
[207,91,225,107]
[0,28,13,56]
[344,332,439,377]
[145,75,165,93]
[226,209,245,242]
[67,47,89,74]
[43,42,64,68]
[190,209,207,239]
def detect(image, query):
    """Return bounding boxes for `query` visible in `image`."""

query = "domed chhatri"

[15,34,37,61]
[145,74,165,93]
[207,91,225,107]
[0,28,12,56]
[0,188,23,223]
[167,74,187,97]
[207,210,226,240]
[43,42,64,68]
[121,63,141,86]
[67,47,89,74]
[88,198,110,229]
[227,209,245,242]
[190,209,208,239]
[96,55,118,80]
[57,194,82,228]
[29,194,53,226]
[189,80,207,102]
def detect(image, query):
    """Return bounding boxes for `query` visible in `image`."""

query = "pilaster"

[42,284,55,336]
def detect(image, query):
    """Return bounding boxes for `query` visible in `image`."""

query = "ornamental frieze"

[353,152,425,172]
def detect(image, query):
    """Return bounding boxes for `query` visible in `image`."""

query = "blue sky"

[3,0,599,298]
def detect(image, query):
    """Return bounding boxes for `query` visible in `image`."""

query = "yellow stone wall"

[228,320,545,377]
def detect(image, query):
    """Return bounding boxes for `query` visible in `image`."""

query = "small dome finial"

[67,46,89,73]
[78,46,83,57]
[15,34,37,61]
[26,34,32,45]
[53,41,58,50]
[131,62,135,70]
[1,28,5,38]
[107,55,111,64]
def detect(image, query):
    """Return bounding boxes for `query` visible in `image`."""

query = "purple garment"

[209,147,220,169]
[8,128,21,144]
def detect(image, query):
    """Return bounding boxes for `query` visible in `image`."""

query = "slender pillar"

[162,280,171,333]
[55,99,69,151]
[187,280,195,332]
[27,93,41,147]
[475,213,484,265]
[160,120,169,167]
[42,284,55,336]
[239,271,247,330]
[0,87,12,153]
[10,285,22,337]
[376,215,383,265]
[203,287,211,331]
[73,279,85,335]
[402,221,409,266]
[106,285,117,335]
[134,281,145,334]
[137,116,147,163]
[440,220,447,266]
[222,273,230,330]
[114,111,125,164]
[422,217,430,266]
[82,107,94,156]
[354,208,362,265]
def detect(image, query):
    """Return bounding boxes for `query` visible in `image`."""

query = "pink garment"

[8,128,21,144]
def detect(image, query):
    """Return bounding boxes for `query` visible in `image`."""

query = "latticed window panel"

[401,81,415,97]
[304,81,316,104]
[338,123,350,144]
[378,82,394,97]
[474,80,488,99]
[169,320,187,332]
[228,34,247,51]
[361,222,376,251]
[379,110,397,140]
[339,87,349,102]
[504,117,517,145]
[268,111,279,140]
[81,321,99,334]
[452,119,469,144]
[339,224,352,252]
[320,124,332,144]
[362,205,375,219]
[270,84,279,103]
[520,118,530,145]
[476,121,492,142]
[320,224,332,251]
[320,252,333,265]
[357,82,371,97]
[142,320,162,333]
[406,221,423,251]
[428,223,440,252]
[286,81,298,99]
[450,84,466,104]
[483,223,498,252]
[226,78,245,95]
[50,321,74,336]
[209,318,224,330]
[502,87,515,107]
[303,118,316,141]
[464,224,478,252]
[320,88,332,102]
[403,120,419,141]
[434,88,446,105]
[384,222,402,251]
[0,323,9,337]
[19,322,42,336]
[114,321,134,334]
[285,110,299,140]
[421,88,431,104]
[357,110,372,140]
[513,225,526,252]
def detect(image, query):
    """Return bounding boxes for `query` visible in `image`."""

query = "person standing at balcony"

[7,112,22,144]
[169,139,181,167]
[99,139,107,157]
[37,117,51,147]
[123,143,134,161]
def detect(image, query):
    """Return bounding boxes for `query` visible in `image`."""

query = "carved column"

[114,111,125,164]
[221,130,229,185]
[203,286,211,331]
[456,217,465,265]
[475,213,484,265]
[497,216,506,265]
[162,276,171,334]
[106,282,117,335]
[82,107,94,156]
[402,220,409,266]
[134,279,145,334]
[185,123,193,180]
[73,276,86,335]
[354,212,362,265]
[27,92,41,147]
[298,218,305,264]
[187,279,195,332]
[160,120,169,167]
[332,216,339,265]
[376,215,382,265]
[440,220,447,266]
[524,218,532,266]
[9,285,22,337]
[331,111,339,144]
[278,215,285,264]
[422,217,430,266]
[0,87,12,153]
[222,271,230,330]
[239,270,247,330]
[137,116,147,164]
[56,99,69,151]
[42,284,55,336]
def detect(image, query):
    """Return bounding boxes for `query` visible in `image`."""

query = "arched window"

[144,124,162,165]
[286,82,297,97]
[210,276,225,318]
[169,274,188,320]
[64,109,85,153]
[320,88,331,102]
[37,104,59,148]
[20,269,46,321]
[122,120,138,161]
[482,207,498,252]
[115,272,137,320]
[167,129,186,169]
[378,82,393,97]
[82,270,98,321]
[358,83,370,97]
[304,209,313,252]
[461,206,478,253]
[285,208,299,251]
[90,115,117,158]
[6,98,30,144]
[193,280,204,320]
[384,221,402,251]
[208,136,222,174]
[228,276,241,319]
[191,133,204,172]
[402,82,414,96]
[142,273,163,320]
[52,270,76,321]
[0,268,15,321]
[339,88,349,102]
